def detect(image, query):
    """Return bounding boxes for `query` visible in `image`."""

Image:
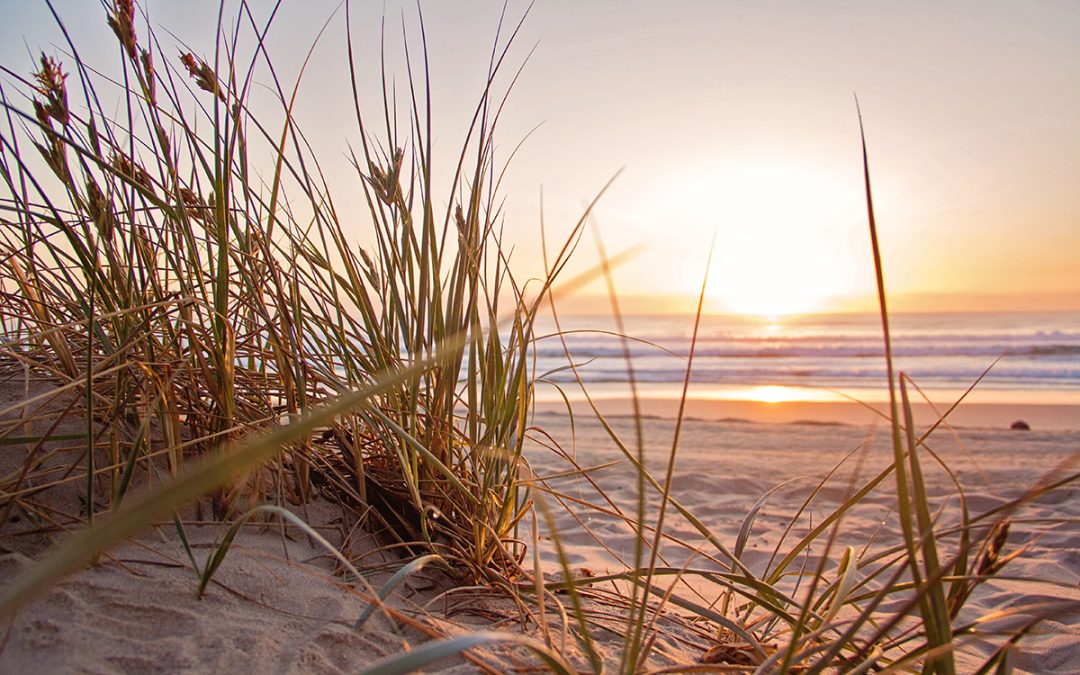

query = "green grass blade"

[534,494,605,674]
[354,553,443,629]
[360,631,573,675]
[0,349,457,616]
[172,513,199,573]
[735,476,806,560]
[901,378,955,675]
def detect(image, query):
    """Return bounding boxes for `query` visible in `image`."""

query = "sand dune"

[2,408,1078,672]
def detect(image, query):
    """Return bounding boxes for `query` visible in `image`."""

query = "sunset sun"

[654,163,867,316]
[708,219,858,316]
[2,2,1078,670]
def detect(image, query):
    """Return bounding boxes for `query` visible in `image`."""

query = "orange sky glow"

[5,1,1077,316]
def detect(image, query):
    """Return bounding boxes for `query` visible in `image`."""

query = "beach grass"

[0,0,585,585]
[1,2,1078,673]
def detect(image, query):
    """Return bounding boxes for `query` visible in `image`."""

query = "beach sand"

[535,394,1080,431]
[526,406,1080,672]
[1,394,1078,672]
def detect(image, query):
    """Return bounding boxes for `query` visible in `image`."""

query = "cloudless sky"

[4,1,1078,314]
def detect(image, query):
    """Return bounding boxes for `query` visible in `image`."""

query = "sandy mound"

[2,395,1078,672]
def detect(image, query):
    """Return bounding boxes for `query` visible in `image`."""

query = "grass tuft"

[0,5,1076,674]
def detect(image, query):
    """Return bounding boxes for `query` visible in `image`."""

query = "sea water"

[530,312,1080,405]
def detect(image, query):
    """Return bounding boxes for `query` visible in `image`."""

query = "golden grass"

[1,2,1077,673]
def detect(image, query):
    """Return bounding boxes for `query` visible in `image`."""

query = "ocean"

[530,312,1080,405]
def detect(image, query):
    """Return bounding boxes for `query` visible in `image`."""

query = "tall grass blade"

[354,553,443,630]
[0,350,457,615]
[360,631,573,675]
[901,378,955,674]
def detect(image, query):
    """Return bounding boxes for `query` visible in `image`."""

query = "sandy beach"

[536,394,1080,431]
[2,398,1077,672]
[4,0,1079,671]
[530,407,1080,670]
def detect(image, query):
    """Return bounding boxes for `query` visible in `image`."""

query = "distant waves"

[532,312,1080,393]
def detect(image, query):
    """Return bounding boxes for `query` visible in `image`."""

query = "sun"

[651,161,869,316]
[708,220,854,316]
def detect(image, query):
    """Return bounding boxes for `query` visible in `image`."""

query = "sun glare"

[651,162,868,316]
[692,385,842,404]
[709,223,851,316]
[748,385,796,403]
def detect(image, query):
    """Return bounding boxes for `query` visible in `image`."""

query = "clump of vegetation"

[1,2,1077,673]
[0,0,584,586]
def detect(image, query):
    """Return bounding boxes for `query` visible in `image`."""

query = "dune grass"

[1,2,1078,673]
[0,0,583,586]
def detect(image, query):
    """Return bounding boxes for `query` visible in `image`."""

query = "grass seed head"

[180,52,226,103]
[86,179,115,241]
[367,160,391,205]
[32,100,51,129]
[33,137,69,182]
[140,48,156,103]
[152,123,170,157]
[32,54,69,127]
[110,152,154,194]
[977,518,1012,576]
[107,0,138,60]
[179,186,210,223]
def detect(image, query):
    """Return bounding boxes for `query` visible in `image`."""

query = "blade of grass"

[0,345,459,616]
[360,630,573,675]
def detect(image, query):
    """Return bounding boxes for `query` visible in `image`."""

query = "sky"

[3,0,1079,315]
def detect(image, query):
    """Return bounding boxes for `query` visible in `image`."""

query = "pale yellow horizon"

[551,290,1080,317]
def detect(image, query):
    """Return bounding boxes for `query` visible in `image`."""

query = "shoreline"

[521,410,1080,672]
[533,396,1080,431]
[4,384,1078,672]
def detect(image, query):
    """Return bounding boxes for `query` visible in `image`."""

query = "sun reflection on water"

[747,385,801,403]
[709,385,842,404]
